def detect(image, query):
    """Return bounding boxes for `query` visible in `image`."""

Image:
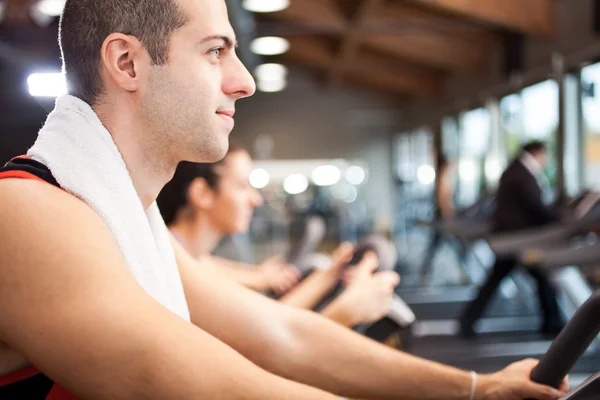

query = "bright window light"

[249,168,270,189]
[417,165,436,185]
[345,166,366,185]
[250,36,290,56]
[255,63,288,81]
[458,159,477,182]
[242,0,289,13]
[312,165,341,186]
[36,0,66,17]
[27,73,67,97]
[485,158,503,183]
[283,174,309,195]
[257,79,287,93]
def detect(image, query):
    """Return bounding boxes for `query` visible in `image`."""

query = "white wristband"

[469,371,478,400]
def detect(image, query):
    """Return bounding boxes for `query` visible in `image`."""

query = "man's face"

[533,150,547,169]
[140,0,256,165]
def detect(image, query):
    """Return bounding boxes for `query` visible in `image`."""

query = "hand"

[335,251,400,325]
[478,359,569,400]
[259,256,301,295]
[323,242,355,279]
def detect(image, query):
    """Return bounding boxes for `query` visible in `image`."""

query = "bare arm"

[279,244,354,309]
[175,239,566,400]
[438,179,455,219]
[0,180,335,400]
[279,268,338,308]
[206,255,272,290]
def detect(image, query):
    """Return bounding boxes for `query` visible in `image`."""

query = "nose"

[223,52,256,100]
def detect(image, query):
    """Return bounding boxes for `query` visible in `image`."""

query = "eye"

[209,47,224,58]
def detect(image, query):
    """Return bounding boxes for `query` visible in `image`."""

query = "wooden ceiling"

[252,0,557,99]
[0,0,557,101]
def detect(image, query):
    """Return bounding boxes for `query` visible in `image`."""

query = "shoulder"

[0,178,104,237]
[0,178,129,288]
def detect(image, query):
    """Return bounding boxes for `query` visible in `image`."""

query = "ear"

[100,33,149,93]
[187,178,215,211]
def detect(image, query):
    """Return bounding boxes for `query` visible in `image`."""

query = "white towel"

[28,95,191,322]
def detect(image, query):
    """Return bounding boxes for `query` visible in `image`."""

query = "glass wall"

[582,63,600,190]
[522,80,559,187]
[500,93,524,161]
[442,116,460,161]
[456,107,491,207]
[499,80,559,191]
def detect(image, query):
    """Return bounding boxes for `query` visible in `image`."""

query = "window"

[522,80,559,186]
[582,63,600,189]
[499,80,559,188]
[456,108,490,207]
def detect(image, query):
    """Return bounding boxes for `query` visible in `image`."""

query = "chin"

[187,137,228,163]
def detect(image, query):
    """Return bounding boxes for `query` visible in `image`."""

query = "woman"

[158,142,399,327]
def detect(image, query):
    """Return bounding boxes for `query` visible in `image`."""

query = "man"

[460,141,564,338]
[0,1,566,399]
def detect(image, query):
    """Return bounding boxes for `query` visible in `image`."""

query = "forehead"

[178,0,234,37]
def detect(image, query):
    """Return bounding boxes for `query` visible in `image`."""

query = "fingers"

[559,376,569,393]
[354,251,379,278]
[502,359,567,400]
[374,271,400,293]
[517,382,564,400]
[330,242,355,267]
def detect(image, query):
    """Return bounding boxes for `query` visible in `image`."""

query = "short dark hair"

[157,142,246,225]
[522,140,547,155]
[59,0,188,105]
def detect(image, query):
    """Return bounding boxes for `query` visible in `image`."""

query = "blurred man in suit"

[459,140,564,338]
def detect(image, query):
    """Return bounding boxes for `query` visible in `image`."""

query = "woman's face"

[207,151,263,234]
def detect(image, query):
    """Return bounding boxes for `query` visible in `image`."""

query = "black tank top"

[0,156,78,400]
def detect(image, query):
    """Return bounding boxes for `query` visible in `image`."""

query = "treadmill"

[408,191,600,338]
[415,192,496,285]
[400,192,540,335]
[411,291,600,393]
[406,193,600,377]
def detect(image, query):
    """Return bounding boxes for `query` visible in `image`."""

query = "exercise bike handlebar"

[530,291,600,388]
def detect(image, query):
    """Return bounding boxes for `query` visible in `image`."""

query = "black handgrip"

[530,291,600,388]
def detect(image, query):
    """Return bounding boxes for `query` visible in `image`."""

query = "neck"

[169,215,223,259]
[93,101,176,209]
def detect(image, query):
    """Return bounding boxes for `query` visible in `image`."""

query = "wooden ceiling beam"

[410,0,556,36]
[269,0,346,31]
[361,2,495,72]
[326,0,384,86]
[284,37,443,97]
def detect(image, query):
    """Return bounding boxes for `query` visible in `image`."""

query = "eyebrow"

[199,35,238,49]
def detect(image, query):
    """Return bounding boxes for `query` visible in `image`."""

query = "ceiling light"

[312,165,341,186]
[36,0,66,17]
[345,166,366,185]
[257,79,287,93]
[27,73,68,97]
[250,36,290,56]
[249,168,270,189]
[242,0,290,13]
[255,63,288,81]
[283,174,309,195]
[343,185,358,203]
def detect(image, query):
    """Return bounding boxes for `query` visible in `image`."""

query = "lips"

[216,109,235,118]
[216,109,235,131]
